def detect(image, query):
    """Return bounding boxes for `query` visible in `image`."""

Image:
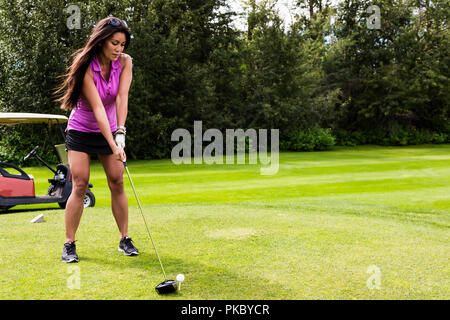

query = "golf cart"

[0,112,95,210]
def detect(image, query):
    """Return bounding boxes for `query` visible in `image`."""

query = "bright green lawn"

[0,145,449,299]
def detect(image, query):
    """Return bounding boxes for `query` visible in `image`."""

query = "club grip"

[123,161,127,167]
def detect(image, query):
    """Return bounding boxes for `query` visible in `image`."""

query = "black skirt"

[66,129,114,155]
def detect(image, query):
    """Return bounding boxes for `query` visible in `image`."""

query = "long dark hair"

[54,17,131,111]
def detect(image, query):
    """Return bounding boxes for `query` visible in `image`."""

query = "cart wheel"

[83,189,95,208]
[58,190,95,209]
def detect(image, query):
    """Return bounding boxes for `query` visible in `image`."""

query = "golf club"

[123,161,177,294]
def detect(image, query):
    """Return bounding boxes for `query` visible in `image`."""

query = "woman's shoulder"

[85,63,94,79]
[119,53,133,67]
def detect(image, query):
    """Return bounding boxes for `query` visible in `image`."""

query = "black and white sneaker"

[118,237,139,256]
[62,241,79,263]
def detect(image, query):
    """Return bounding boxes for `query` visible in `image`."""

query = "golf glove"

[115,133,126,149]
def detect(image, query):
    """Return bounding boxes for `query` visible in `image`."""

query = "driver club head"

[155,280,178,294]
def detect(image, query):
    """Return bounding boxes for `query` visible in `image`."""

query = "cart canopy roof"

[0,113,68,125]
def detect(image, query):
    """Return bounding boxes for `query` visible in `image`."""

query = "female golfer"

[55,17,138,262]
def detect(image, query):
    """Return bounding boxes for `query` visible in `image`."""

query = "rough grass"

[0,145,448,299]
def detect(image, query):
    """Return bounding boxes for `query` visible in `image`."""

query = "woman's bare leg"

[98,153,128,239]
[65,150,90,243]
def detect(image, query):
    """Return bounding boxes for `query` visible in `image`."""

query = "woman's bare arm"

[116,53,133,127]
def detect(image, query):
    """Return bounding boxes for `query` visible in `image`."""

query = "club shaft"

[124,164,167,280]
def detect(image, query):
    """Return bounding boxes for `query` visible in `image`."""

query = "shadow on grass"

[80,251,289,299]
[0,207,61,215]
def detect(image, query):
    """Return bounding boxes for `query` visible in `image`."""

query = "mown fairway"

[0,145,448,299]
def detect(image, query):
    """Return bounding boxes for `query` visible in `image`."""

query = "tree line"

[0,0,448,164]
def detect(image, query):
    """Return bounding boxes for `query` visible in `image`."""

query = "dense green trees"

[0,0,448,164]
[326,0,449,145]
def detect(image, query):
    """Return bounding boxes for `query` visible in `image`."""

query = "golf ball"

[176,274,185,282]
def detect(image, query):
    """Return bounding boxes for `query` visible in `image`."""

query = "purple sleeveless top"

[66,54,122,133]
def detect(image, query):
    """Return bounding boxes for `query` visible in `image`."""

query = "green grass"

[0,145,449,299]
